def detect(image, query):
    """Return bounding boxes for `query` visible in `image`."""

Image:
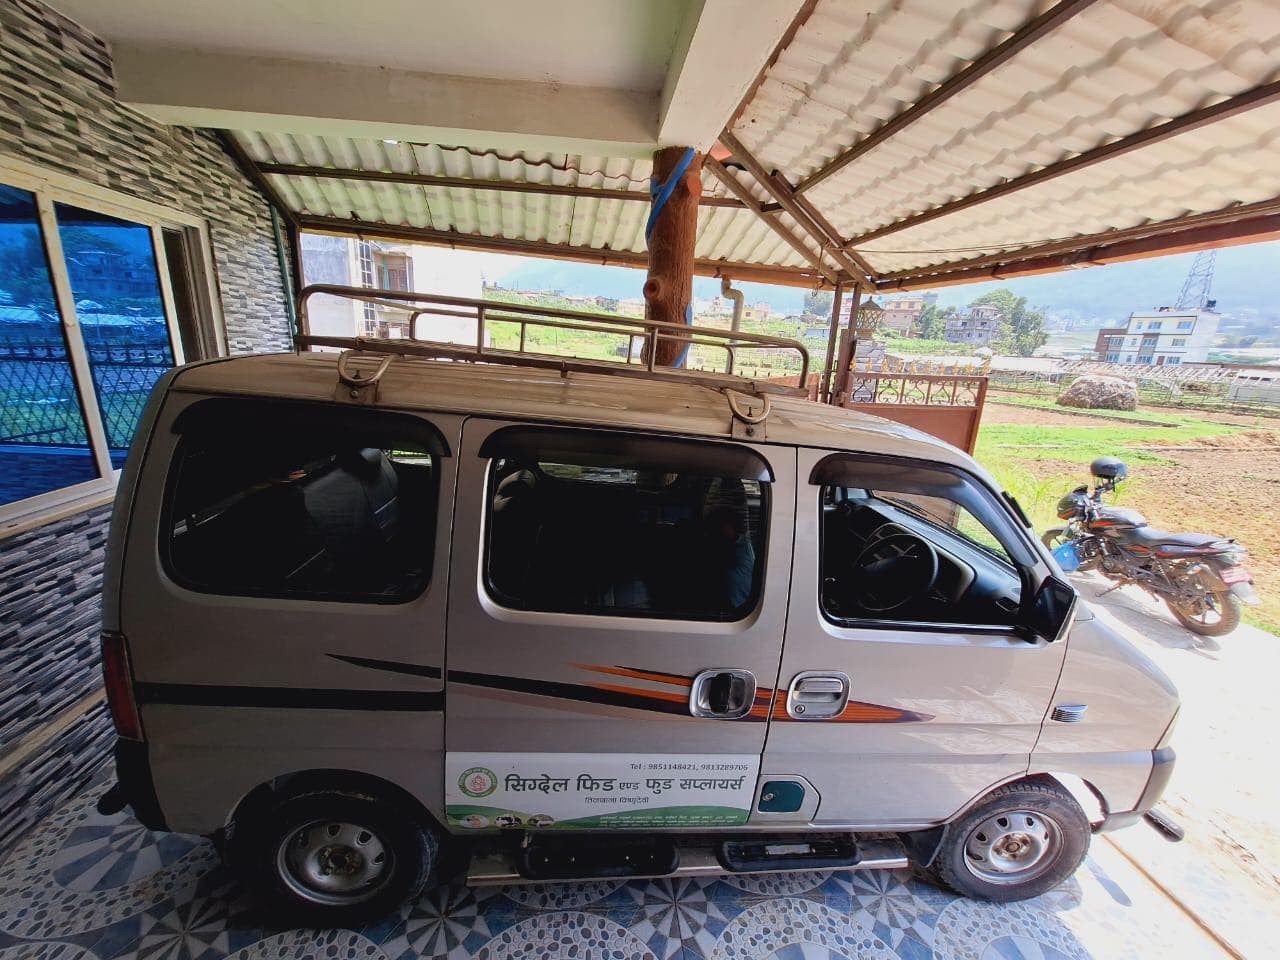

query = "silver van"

[97,286,1179,924]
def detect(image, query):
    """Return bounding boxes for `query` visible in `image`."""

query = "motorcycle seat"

[1123,526,1225,549]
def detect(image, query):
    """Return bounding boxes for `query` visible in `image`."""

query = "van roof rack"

[294,284,810,398]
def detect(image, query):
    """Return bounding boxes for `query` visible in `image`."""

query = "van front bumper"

[103,738,168,832]
[1092,747,1175,833]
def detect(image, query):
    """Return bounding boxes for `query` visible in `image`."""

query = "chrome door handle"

[689,668,757,720]
[786,672,850,719]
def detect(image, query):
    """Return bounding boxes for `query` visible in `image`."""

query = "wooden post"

[644,146,703,367]
[831,286,863,404]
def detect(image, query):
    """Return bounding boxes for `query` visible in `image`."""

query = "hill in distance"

[492,239,1280,331]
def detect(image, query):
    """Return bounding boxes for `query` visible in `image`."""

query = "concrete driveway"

[1078,574,1280,960]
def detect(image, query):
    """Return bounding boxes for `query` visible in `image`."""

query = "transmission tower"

[1174,249,1216,310]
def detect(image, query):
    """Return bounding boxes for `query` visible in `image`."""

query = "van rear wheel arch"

[224,770,446,925]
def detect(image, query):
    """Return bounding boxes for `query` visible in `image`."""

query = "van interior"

[820,486,1023,628]
[486,457,767,621]
[165,402,438,603]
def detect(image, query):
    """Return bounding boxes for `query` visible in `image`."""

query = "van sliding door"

[443,420,795,832]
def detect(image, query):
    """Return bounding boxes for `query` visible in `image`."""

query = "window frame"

[158,396,449,606]
[0,156,222,533]
[811,452,1039,635]
[478,426,773,623]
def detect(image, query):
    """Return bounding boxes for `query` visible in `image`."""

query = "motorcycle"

[1042,457,1259,637]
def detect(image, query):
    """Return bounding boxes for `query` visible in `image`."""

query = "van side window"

[813,455,1029,630]
[163,399,446,604]
[481,428,770,621]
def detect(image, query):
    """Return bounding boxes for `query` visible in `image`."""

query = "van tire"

[236,787,437,926]
[928,779,1089,903]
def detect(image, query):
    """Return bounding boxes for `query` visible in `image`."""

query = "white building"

[300,234,484,344]
[1099,308,1220,365]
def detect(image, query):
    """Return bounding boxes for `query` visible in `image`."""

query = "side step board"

[466,837,909,886]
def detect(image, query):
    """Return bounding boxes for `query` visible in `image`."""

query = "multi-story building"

[301,234,483,343]
[1092,308,1220,365]
[945,304,1003,345]
[878,295,926,336]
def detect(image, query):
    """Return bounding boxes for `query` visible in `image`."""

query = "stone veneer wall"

[0,0,291,852]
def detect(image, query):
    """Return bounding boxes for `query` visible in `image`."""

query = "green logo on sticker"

[459,767,498,798]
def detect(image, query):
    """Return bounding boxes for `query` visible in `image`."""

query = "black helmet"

[1090,456,1128,481]
[1056,487,1090,520]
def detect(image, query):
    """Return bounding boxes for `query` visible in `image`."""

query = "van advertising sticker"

[445,753,760,830]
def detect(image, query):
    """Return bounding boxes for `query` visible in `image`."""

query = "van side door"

[763,448,1070,827]
[443,421,794,831]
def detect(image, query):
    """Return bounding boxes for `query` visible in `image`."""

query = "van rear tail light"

[101,631,144,741]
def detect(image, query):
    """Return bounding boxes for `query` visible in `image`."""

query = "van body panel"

[765,447,1070,825]
[1030,615,1178,813]
[441,418,796,832]
[143,706,445,833]
[117,388,463,832]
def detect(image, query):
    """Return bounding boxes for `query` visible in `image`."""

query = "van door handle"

[786,672,850,719]
[690,668,757,720]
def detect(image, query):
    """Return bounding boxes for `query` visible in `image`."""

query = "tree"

[803,290,834,317]
[969,288,1048,356]
[916,303,946,339]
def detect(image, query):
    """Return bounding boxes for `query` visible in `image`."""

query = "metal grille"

[0,336,171,452]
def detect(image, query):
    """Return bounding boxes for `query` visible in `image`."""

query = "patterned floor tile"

[0,784,1241,960]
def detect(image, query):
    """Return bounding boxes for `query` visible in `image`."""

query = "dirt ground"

[983,402,1280,632]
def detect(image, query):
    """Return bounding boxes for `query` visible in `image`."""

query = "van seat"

[300,448,404,590]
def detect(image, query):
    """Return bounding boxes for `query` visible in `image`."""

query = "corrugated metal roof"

[231,0,1280,289]
[732,0,1280,277]
[238,131,824,275]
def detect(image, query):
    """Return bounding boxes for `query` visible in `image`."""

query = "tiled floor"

[0,780,1233,960]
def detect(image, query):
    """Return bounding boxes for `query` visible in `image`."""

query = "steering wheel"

[851,532,939,613]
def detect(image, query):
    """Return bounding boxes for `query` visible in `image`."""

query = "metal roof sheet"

[230,0,1280,290]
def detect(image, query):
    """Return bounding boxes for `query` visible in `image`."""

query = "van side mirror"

[1026,575,1076,642]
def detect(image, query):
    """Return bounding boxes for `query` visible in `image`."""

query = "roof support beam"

[704,157,839,284]
[795,0,1100,196]
[256,162,746,208]
[295,215,835,290]
[658,0,812,150]
[874,204,1280,291]
[719,131,871,285]
[111,43,658,158]
[847,77,1280,247]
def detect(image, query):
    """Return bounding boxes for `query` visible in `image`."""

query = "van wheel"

[929,779,1089,902]
[239,787,437,925]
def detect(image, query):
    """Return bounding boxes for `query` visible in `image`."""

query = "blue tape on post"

[645,147,696,244]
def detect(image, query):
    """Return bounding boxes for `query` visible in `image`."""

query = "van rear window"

[483,430,769,621]
[162,398,443,604]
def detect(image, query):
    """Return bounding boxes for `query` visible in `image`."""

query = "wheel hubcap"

[277,820,391,905]
[963,810,1058,884]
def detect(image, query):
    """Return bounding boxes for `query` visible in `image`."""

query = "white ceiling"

[49,0,693,90]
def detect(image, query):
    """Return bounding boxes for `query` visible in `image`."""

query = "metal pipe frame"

[795,0,1101,196]
[298,284,809,383]
[846,77,1280,248]
[874,202,1280,291]
[718,131,869,286]
[704,156,839,284]
[296,215,835,290]
[258,162,746,208]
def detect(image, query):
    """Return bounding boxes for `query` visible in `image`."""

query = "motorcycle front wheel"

[1165,589,1241,637]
